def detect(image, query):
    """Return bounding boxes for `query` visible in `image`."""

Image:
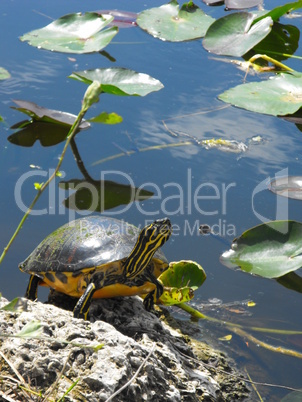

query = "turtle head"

[125,218,172,279]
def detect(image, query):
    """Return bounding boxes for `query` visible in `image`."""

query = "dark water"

[1,1,302,399]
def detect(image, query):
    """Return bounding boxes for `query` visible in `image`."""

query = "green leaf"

[160,260,206,288]
[0,67,10,80]
[158,260,206,305]
[220,221,302,278]
[249,22,299,61]
[253,0,302,24]
[137,0,215,42]
[0,297,20,312]
[34,182,43,190]
[69,68,164,96]
[88,112,123,124]
[218,72,302,116]
[16,321,42,338]
[20,12,118,54]
[203,12,272,57]
[11,99,90,129]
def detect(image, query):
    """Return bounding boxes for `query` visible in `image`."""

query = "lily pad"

[218,72,302,116]
[97,10,138,28]
[225,0,262,10]
[69,68,164,96]
[253,1,302,24]
[0,67,10,80]
[203,12,272,57]
[11,99,90,128]
[220,221,302,278]
[158,260,206,305]
[20,12,118,54]
[137,0,215,42]
[269,176,302,200]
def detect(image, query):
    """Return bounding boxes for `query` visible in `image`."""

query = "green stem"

[0,104,87,265]
[248,54,294,72]
[178,303,302,335]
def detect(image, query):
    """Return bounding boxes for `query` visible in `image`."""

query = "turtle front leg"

[73,283,96,320]
[25,275,40,300]
[143,276,164,312]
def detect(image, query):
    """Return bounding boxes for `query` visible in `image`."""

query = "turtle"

[19,216,172,319]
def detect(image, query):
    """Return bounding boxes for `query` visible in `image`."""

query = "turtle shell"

[19,216,168,275]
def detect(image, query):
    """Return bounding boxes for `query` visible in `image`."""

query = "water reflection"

[0,58,62,96]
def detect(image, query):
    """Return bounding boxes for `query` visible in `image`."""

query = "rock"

[0,295,250,401]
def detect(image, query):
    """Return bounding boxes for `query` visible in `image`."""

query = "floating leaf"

[220,221,302,278]
[0,67,10,80]
[69,68,164,96]
[97,10,138,28]
[88,112,123,124]
[11,100,90,129]
[219,72,302,116]
[159,260,206,288]
[203,0,224,5]
[59,179,153,212]
[225,0,262,10]
[253,1,302,24]
[157,260,206,306]
[137,0,215,42]
[203,12,272,57]
[20,12,118,54]
[269,176,302,200]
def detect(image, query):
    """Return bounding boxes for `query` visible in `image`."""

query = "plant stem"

[177,303,302,335]
[0,99,87,265]
[248,54,294,72]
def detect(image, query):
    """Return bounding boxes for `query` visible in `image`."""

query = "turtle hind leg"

[25,275,40,300]
[73,283,96,320]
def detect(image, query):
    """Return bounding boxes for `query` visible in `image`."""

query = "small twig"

[244,368,263,402]
[0,390,17,402]
[0,350,34,401]
[0,351,26,385]
[105,343,156,402]
[0,81,101,266]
